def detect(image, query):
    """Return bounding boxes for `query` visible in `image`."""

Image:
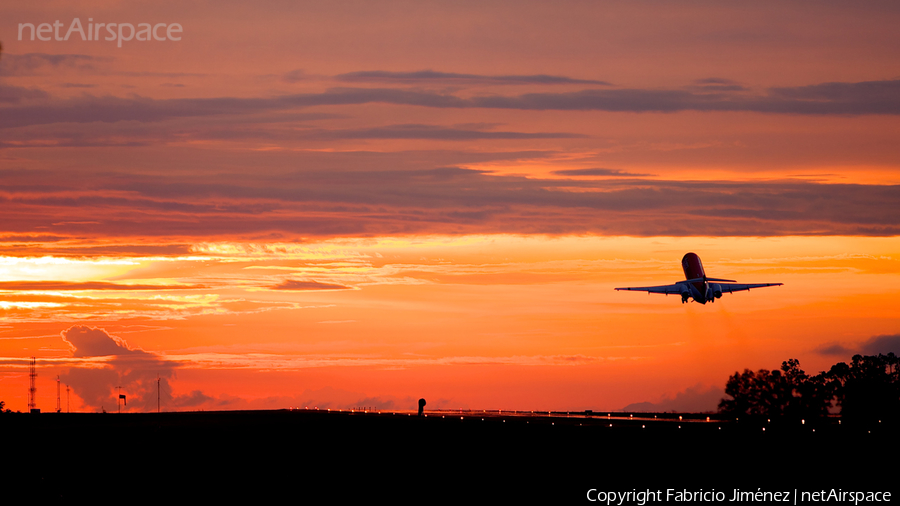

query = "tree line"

[719,353,900,426]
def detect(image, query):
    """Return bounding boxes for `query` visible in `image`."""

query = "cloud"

[334,70,611,86]
[620,384,724,413]
[270,279,353,291]
[6,78,900,130]
[691,78,748,92]
[0,281,204,291]
[0,118,579,147]
[814,342,856,356]
[282,69,311,83]
[58,83,98,89]
[288,124,583,141]
[814,334,900,358]
[468,80,900,114]
[2,166,899,240]
[552,168,653,177]
[767,80,900,114]
[62,325,143,357]
[0,88,468,129]
[0,84,48,104]
[59,325,210,412]
[0,53,103,76]
[859,334,900,355]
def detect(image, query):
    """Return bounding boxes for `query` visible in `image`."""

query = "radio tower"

[27,357,36,412]
[56,375,61,413]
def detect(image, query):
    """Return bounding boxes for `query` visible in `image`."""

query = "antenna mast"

[28,357,36,412]
[56,375,61,413]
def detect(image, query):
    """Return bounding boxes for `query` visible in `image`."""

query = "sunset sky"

[1,0,899,413]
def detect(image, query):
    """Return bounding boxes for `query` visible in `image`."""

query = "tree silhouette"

[825,353,900,425]
[720,355,899,426]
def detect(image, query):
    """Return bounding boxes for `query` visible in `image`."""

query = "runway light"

[802,419,805,424]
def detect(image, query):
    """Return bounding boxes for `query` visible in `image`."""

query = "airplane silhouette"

[615,252,782,304]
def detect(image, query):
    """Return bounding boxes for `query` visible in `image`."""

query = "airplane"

[615,252,782,304]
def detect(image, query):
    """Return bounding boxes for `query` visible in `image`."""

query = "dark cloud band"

[1,167,898,240]
[4,79,900,130]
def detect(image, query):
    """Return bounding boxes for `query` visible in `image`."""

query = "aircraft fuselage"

[681,252,710,304]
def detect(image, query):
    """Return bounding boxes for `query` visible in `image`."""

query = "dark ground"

[2,409,894,502]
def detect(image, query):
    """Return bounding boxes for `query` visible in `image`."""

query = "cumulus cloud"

[59,325,211,412]
[62,325,137,357]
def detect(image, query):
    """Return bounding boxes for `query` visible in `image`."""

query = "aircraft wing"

[715,282,782,293]
[614,284,685,295]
